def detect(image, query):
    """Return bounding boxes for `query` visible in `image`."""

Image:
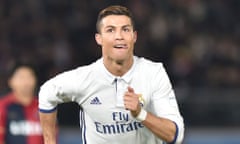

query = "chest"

[80,78,152,123]
[5,103,42,136]
[6,104,39,121]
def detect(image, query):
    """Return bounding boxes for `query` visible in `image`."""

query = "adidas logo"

[90,97,102,105]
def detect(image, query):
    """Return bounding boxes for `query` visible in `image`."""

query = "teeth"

[114,44,126,48]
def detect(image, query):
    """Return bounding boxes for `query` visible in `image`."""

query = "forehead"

[100,15,132,28]
[12,67,34,77]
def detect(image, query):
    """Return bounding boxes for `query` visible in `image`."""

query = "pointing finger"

[127,86,134,93]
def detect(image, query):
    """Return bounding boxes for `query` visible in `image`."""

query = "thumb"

[127,86,134,93]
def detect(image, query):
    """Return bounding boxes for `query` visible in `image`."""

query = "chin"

[115,59,125,65]
[107,54,132,64]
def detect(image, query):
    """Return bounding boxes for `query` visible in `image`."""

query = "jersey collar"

[99,56,138,84]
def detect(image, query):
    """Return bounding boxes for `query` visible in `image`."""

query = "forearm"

[124,87,183,143]
[142,111,177,143]
[39,111,57,144]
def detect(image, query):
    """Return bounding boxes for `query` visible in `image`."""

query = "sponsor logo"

[9,120,42,136]
[94,112,144,134]
[90,97,102,105]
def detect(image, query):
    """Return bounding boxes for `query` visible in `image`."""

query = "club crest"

[138,94,145,107]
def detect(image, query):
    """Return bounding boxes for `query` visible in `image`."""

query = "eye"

[106,28,114,33]
[123,28,130,32]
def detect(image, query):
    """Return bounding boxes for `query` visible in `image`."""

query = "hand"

[124,87,141,117]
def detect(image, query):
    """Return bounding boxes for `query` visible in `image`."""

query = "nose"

[115,30,123,40]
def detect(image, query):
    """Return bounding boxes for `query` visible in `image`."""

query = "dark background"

[0,0,240,128]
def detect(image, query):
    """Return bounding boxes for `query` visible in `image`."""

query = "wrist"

[135,108,147,122]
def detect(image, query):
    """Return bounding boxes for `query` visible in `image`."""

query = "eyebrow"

[104,24,132,29]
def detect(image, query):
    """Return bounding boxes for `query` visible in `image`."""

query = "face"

[95,15,137,63]
[9,67,36,97]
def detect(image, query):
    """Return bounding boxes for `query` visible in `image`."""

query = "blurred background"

[0,0,239,143]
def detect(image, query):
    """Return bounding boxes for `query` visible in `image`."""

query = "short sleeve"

[38,79,64,112]
[38,69,82,113]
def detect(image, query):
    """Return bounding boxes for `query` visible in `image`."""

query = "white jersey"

[39,56,184,144]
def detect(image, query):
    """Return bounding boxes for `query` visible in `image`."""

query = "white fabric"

[39,56,184,144]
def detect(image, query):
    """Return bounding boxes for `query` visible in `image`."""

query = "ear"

[95,33,102,46]
[8,78,13,89]
[133,31,137,43]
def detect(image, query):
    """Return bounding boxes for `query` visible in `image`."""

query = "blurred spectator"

[0,64,43,144]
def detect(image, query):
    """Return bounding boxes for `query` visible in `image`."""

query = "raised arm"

[124,65,184,144]
[124,87,182,143]
[39,111,58,144]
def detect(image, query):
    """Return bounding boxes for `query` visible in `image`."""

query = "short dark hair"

[96,5,135,33]
[8,63,36,79]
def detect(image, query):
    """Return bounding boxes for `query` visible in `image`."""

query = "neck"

[103,56,134,77]
[14,92,34,106]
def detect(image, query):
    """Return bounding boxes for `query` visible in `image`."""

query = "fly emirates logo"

[9,120,42,136]
[94,112,144,134]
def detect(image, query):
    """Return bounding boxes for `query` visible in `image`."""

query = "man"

[39,5,184,144]
[0,64,43,144]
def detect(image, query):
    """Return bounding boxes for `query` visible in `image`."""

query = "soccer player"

[39,5,184,144]
[0,64,43,144]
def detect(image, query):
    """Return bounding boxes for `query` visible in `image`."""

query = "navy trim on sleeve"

[39,106,57,113]
[169,122,179,144]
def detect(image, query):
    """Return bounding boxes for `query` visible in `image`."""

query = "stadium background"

[0,0,239,143]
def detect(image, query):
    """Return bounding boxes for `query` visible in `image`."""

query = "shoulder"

[51,59,98,79]
[60,59,99,78]
[135,56,165,73]
[0,93,16,113]
[0,94,15,106]
[40,59,100,89]
[135,57,173,93]
[134,57,171,85]
[58,63,94,79]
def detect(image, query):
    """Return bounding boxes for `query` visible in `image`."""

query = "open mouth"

[113,44,127,49]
